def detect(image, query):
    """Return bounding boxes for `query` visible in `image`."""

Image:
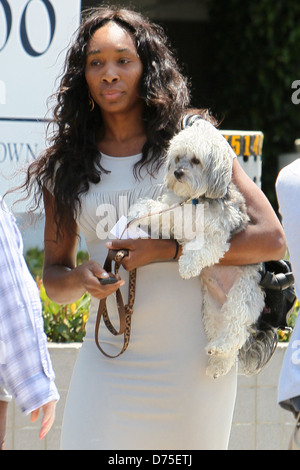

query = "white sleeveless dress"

[60,153,237,450]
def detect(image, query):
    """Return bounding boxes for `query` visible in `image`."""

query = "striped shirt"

[0,197,59,414]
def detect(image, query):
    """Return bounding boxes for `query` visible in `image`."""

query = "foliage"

[25,247,45,279]
[208,0,300,206]
[38,277,90,343]
[278,299,300,343]
[25,248,90,343]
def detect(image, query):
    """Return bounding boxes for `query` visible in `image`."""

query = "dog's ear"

[189,120,234,199]
[204,143,233,199]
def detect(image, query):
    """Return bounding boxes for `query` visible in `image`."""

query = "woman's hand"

[105,238,179,271]
[43,259,125,304]
[72,260,125,299]
[0,401,8,450]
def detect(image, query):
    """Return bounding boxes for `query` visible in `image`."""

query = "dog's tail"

[238,321,278,376]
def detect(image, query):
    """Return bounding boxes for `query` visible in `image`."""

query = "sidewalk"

[229,343,294,450]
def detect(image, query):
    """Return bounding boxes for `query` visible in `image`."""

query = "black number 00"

[0,0,56,56]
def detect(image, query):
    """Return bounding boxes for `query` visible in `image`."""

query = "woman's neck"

[97,112,147,157]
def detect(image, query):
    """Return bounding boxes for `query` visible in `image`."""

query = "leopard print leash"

[95,249,136,358]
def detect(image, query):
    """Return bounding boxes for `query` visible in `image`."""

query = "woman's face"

[85,21,144,116]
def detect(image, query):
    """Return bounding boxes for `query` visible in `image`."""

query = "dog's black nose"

[174,168,185,180]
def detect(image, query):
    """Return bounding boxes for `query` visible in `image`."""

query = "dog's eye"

[191,157,201,165]
[175,156,180,164]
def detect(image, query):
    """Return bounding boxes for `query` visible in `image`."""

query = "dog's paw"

[206,365,225,380]
[206,344,232,357]
[178,268,193,280]
[178,256,201,280]
[206,355,236,379]
[206,341,228,357]
[178,260,192,279]
[206,346,217,356]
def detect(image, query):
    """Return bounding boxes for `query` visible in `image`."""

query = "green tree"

[209,0,300,205]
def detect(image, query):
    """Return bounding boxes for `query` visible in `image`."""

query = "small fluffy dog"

[128,119,269,378]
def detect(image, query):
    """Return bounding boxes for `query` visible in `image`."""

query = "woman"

[25,7,285,450]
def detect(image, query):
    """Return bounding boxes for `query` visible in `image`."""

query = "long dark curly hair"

[23,6,213,231]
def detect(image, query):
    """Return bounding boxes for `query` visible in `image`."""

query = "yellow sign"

[221,131,264,159]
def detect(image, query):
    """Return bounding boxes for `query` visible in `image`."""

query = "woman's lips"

[102,90,124,101]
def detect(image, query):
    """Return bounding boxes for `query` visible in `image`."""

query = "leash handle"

[95,250,136,358]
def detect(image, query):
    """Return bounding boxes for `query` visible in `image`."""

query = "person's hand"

[0,400,8,450]
[73,260,125,300]
[105,238,179,271]
[30,400,57,440]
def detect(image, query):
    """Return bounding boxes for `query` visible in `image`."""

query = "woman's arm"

[219,158,286,265]
[106,159,286,269]
[42,188,125,304]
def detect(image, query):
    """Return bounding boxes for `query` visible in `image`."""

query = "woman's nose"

[101,65,120,83]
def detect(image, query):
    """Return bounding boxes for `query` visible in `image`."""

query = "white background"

[0,0,81,119]
[0,0,81,210]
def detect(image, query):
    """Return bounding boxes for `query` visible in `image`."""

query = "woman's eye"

[119,58,130,64]
[90,60,103,67]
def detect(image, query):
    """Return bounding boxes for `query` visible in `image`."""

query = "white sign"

[0,0,81,209]
[0,120,47,207]
[0,0,81,119]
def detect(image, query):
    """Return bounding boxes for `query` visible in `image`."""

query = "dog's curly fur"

[129,119,274,378]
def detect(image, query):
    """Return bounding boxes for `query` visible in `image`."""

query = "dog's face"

[164,120,234,199]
